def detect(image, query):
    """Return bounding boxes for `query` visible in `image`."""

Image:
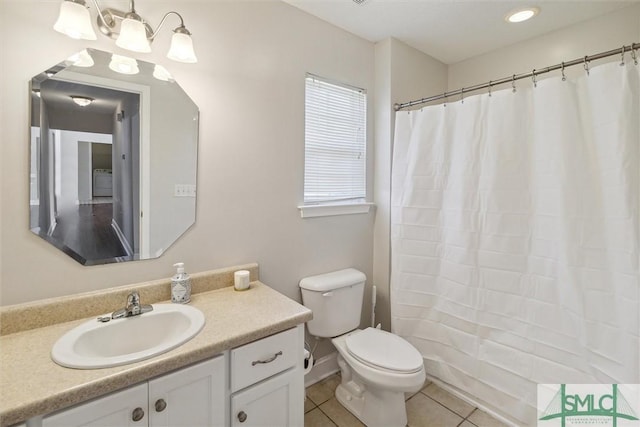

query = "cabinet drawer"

[231,328,298,392]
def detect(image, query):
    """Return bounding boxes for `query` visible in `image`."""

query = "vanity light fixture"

[109,54,140,75]
[54,0,198,63]
[505,7,540,23]
[71,96,94,107]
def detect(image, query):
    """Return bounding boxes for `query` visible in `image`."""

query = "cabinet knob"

[132,407,145,422]
[237,411,247,423]
[155,398,167,412]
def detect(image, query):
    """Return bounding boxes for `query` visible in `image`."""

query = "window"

[302,74,368,217]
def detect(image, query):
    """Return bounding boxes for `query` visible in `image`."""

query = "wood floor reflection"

[51,203,127,262]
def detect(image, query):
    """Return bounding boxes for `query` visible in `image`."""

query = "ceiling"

[283,0,638,64]
[40,79,126,115]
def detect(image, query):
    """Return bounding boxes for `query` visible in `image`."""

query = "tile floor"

[304,373,509,427]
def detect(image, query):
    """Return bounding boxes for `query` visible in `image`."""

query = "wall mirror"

[30,48,199,266]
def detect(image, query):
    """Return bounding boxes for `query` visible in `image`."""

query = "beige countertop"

[0,281,312,427]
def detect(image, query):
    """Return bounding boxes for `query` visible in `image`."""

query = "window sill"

[298,202,374,218]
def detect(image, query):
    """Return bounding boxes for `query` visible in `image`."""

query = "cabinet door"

[231,368,303,427]
[148,355,226,427]
[42,383,148,427]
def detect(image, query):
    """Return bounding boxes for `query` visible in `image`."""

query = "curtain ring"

[532,69,537,88]
[632,48,638,66]
[561,62,566,81]
[443,92,447,108]
[461,88,464,104]
[512,74,516,93]
[620,46,626,66]
[583,56,590,75]
[488,80,492,97]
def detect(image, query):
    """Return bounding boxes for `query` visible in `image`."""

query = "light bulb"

[506,7,540,23]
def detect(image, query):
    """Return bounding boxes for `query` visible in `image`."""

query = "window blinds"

[304,74,366,204]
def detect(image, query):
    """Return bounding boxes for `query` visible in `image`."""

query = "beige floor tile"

[305,396,317,413]
[420,380,433,392]
[421,383,475,418]
[407,380,431,401]
[459,421,477,427]
[307,373,342,405]
[406,393,464,427]
[467,409,509,427]
[319,398,366,427]
[305,408,337,427]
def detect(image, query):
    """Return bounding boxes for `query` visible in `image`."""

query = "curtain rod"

[394,42,640,111]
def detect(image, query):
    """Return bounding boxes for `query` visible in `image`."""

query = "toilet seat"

[345,328,423,374]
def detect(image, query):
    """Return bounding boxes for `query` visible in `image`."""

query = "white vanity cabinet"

[41,383,148,427]
[147,356,226,427]
[229,326,304,427]
[41,356,226,427]
[231,369,302,427]
[28,325,304,427]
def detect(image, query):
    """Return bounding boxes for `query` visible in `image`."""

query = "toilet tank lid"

[299,268,366,292]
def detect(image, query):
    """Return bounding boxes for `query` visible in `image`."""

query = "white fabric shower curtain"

[391,61,639,425]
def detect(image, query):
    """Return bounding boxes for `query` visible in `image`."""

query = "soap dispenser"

[171,262,191,304]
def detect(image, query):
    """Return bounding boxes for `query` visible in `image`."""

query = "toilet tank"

[299,268,366,338]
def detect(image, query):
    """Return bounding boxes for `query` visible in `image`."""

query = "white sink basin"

[51,304,205,369]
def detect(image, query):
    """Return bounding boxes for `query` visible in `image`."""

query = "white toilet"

[299,269,425,427]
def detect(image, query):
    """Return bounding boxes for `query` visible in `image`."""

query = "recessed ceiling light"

[506,7,539,23]
[71,96,94,107]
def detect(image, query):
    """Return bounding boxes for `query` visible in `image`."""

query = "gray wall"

[373,38,448,331]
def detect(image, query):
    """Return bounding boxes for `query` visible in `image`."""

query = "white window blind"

[304,74,366,204]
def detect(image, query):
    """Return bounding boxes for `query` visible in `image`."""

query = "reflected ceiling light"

[505,7,539,23]
[153,64,174,82]
[53,0,198,63]
[109,54,140,75]
[71,96,94,107]
[33,89,41,98]
[66,49,95,67]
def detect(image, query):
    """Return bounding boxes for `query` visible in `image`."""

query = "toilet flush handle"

[322,291,333,297]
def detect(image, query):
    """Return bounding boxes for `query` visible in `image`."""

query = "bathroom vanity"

[0,264,312,427]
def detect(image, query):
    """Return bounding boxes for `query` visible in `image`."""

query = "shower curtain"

[391,61,639,425]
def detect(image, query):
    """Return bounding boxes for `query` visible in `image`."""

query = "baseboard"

[426,374,520,427]
[304,351,339,388]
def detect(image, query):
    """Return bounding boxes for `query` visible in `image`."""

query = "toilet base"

[335,355,409,427]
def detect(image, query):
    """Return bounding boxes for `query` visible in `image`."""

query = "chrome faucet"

[111,291,153,319]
